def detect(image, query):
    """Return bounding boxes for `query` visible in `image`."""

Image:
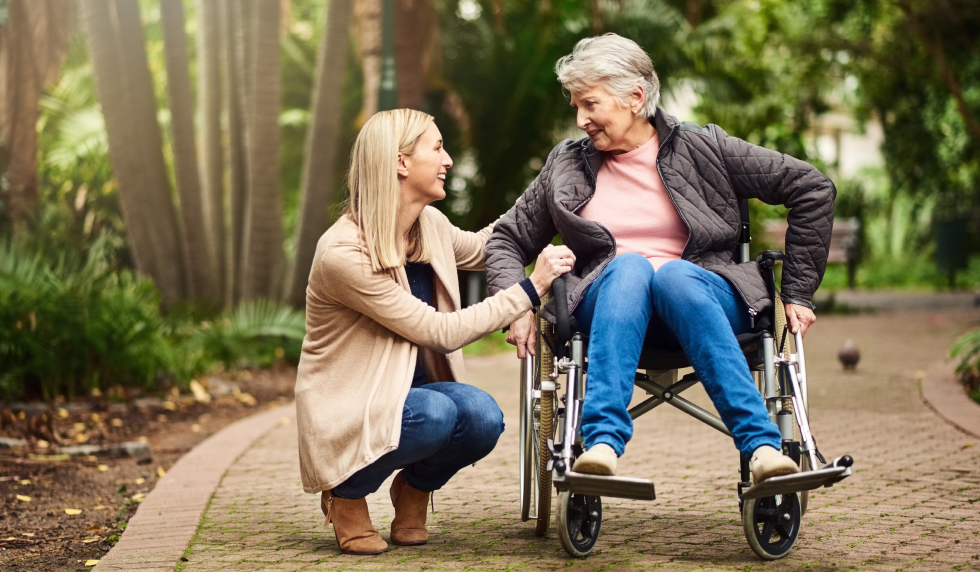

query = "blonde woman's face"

[399,123,453,206]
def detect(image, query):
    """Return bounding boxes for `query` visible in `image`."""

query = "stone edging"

[921,361,980,439]
[93,402,296,572]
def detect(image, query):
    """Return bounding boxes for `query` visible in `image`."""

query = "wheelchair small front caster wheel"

[742,492,801,560]
[556,491,602,557]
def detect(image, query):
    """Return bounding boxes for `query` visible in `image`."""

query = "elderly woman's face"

[570,85,640,152]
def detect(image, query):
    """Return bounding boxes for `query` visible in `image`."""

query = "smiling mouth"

[587,129,603,139]
[437,173,446,181]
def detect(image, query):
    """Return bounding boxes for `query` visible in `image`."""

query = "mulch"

[0,366,296,572]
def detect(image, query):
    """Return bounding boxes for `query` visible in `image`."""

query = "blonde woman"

[295,109,574,555]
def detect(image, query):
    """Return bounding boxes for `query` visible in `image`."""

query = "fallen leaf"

[85,560,99,566]
[84,455,97,462]
[76,433,88,443]
[137,436,148,444]
[134,478,145,485]
[16,495,31,502]
[82,537,100,543]
[21,532,35,537]
[157,414,168,423]
[3,537,17,541]
[57,408,69,418]
[156,466,166,478]
[162,401,177,411]
[191,424,201,433]
[189,380,212,404]
[36,439,49,449]
[90,388,102,397]
[20,479,30,485]
[110,418,123,428]
[97,464,109,471]
[235,391,257,406]
[65,508,82,515]
[962,444,975,450]
[92,506,108,511]
[130,493,146,503]
[29,453,69,462]
[73,422,87,432]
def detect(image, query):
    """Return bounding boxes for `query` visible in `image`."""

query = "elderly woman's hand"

[784,303,816,337]
[507,311,538,359]
[529,244,575,298]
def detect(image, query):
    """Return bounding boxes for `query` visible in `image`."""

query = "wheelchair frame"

[517,200,853,559]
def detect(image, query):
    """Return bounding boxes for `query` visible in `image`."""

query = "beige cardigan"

[295,207,533,493]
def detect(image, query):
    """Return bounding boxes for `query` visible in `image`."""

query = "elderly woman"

[296,109,574,555]
[485,34,835,481]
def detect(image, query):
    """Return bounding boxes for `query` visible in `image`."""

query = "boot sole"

[339,547,389,555]
[573,460,616,476]
[391,539,427,546]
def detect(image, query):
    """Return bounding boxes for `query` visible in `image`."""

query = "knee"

[453,387,505,450]
[607,253,655,282]
[651,260,699,298]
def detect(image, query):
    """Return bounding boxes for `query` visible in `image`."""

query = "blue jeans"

[332,382,504,499]
[574,254,781,458]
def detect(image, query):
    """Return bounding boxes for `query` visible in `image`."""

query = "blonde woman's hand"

[529,244,575,298]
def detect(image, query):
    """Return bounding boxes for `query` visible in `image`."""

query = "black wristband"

[519,278,541,307]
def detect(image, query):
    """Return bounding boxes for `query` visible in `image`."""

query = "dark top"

[405,262,434,388]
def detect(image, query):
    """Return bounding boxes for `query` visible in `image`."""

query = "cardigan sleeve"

[315,243,533,354]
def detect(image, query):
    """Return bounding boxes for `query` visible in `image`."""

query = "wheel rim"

[563,493,601,552]
[748,493,800,557]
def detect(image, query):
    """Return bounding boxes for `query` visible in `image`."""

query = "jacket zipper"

[656,124,759,317]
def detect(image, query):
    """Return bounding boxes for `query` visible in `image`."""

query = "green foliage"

[0,224,306,401]
[949,328,980,405]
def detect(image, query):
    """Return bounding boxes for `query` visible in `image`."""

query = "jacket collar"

[580,108,678,184]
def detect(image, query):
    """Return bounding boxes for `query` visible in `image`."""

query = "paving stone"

[178,311,980,571]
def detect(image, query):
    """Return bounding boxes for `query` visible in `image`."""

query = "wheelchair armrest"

[755,250,784,269]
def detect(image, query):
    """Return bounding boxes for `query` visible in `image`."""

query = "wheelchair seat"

[571,330,769,372]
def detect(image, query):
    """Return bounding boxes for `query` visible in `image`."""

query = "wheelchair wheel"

[742,492,801,560]
[534,321,556,536]
[556,490,602,557]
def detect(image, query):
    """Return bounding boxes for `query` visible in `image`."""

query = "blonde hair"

[345,109,436,273]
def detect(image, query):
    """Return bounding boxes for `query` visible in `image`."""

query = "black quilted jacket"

[485,108,836,323]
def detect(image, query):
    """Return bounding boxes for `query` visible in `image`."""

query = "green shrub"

[950,330,980,405]
[0,236,306,401]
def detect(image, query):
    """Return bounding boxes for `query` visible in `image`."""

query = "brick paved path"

[181,312,980,572]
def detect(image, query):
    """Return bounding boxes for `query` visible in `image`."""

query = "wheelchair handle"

[552,276,571,356]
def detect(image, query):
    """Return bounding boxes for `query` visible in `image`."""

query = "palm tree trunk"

[0,0,41,232]
[354,0,381,119]
[394,0,431,110]
[284,0,354,306]
[239,0,284,301]
[222,0,250,305]
[197,0,226,300]
[161,0,218,301]
[81,0,185,304]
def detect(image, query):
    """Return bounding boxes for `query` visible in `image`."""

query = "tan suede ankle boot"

[322,491,389,555]
[389,472,430,546]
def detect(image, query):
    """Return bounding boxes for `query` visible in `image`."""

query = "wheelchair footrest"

[738,464,851,501]
[553,470,656,500]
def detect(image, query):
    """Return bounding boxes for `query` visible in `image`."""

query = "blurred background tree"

[1,0,979,399]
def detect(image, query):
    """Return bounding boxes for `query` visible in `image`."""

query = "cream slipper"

[574,443,618,476]
[750,445,800,483]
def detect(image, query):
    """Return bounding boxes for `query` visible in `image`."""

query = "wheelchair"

[517,200,853,559]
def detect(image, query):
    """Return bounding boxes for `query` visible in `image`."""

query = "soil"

[0,366,296,572]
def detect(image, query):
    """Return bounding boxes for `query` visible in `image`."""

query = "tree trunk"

[161,0,218,301]
[0,0,41,231]
[354,0,381,120]
[197,0,226,301]
[222,0,250,305]
[239,0,284,301]
[285,0,354,306]
[0,0,72,233]
[81,0,185,304]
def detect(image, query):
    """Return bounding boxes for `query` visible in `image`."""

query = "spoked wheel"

[556,491,602,557]
[742,493,801,560]
[534,321,556,536]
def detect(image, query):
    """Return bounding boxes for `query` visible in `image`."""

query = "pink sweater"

[578,133,689,269]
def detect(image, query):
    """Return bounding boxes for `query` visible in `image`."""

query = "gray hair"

[554,34,660,118]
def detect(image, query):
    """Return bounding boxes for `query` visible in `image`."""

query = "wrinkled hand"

[507,311,538,359]
[785,303,816,337]
[528,244,575,298]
